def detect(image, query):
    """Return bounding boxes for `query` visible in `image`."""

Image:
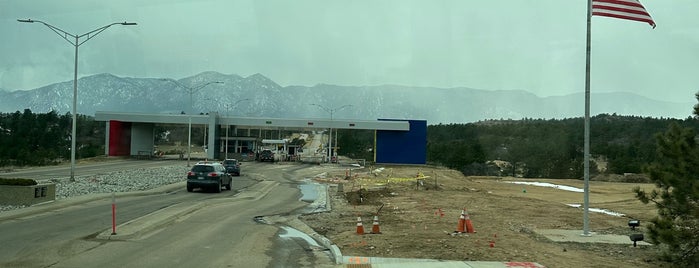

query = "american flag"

[592,0,656,28]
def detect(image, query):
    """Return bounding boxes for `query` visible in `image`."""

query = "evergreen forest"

[425,114,699,179]
[3,109,699,181]
[0,109,104,166]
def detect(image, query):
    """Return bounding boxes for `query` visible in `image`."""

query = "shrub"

[0,178,38,186]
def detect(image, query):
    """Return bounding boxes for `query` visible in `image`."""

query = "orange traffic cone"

[371,215,381,234]
[464,209,476,233]
[455,209,466,233]
[356,217,364,235]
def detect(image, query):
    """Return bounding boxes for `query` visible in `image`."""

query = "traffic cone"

[455,209,466,233]
[371,215,381,234]
[356,217,364,235]
[464,209,476,233]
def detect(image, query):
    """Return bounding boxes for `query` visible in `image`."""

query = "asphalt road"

[0,160,336,267]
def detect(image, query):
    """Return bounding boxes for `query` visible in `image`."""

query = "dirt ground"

[299,165,667,268]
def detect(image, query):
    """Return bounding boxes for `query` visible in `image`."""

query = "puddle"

[566,204,625,217]
[278,226,320,247]
[507,181,583,193]
[299,181,321,202]
[298,180,329,214]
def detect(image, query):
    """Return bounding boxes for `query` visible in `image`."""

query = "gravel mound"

[1,164,189,213]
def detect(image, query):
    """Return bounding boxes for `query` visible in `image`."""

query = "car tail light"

[187,171,195,176]
[208,172,219,177]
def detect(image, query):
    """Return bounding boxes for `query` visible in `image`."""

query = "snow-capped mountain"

[0,72,692,124]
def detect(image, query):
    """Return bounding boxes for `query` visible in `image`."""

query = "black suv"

[186,162,232,193]
[222,159,241,176]
[258,149,275,162]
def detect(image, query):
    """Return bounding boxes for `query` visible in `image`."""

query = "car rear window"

[192,165,214,173]
[223,160,237,165]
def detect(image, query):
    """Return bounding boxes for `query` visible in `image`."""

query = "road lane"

[50,181,315,267]
[0,160,337,267]
[0,188,248,267]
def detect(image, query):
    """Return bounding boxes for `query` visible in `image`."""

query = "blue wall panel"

[375,119,426,164]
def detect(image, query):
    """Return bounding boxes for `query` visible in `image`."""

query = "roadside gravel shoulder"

[0,164,189,214]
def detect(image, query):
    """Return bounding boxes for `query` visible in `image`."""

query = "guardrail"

[136,151,151,160]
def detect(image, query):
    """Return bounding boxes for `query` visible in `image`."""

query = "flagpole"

[583,0,592,236]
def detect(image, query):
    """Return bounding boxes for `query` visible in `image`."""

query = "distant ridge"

[0,72,692,124]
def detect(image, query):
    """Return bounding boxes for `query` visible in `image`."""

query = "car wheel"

[186,184,193,192]
[215,180,222,193]
[225,179,232,190]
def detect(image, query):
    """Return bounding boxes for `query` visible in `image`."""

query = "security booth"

[95,111,422,165]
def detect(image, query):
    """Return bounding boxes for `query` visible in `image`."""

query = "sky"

[1,0,698,103]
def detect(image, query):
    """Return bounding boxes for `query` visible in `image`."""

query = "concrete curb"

[290,183,343,264]
[285,217,343,265]
[322,183,343,264]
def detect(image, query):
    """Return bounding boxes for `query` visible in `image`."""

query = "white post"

[583,0,592,236]
[187,92,192,167]
[70,37,78,181]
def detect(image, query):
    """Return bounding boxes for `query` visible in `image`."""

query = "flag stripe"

[594,0,647,9]
[592,11,655,26]
[593,3,652,17]
[592,0,656,28]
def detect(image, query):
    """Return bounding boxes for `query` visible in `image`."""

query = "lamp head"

[121,22,137,25]
[629,233,644,247]
[17,19,34,23]
[628,219,640,229]
[629,233,644,242]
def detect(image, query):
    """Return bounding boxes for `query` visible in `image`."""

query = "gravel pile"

[1,164,190,213]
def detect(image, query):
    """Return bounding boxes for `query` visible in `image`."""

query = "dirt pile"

[299,165,664,268]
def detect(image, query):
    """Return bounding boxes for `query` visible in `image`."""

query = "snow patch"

[507,181,583,192]
[506,181,625,217]
[567,204,625,217]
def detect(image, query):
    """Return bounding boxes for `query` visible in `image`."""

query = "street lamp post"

[224,99,251,158]
[311,104,352,163]
[18,19,137,181]
[163,79,223,166]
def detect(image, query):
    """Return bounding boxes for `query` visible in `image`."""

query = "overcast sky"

[1,0,698,103]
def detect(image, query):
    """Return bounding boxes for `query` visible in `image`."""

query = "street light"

[162,79,223,166]
[18,19,137,181]
[311,104,352,163]
[223,98,251,158]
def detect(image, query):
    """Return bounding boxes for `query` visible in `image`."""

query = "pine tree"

[634,122,699,264]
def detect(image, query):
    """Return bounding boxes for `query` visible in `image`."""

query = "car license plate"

[198,176,204,180]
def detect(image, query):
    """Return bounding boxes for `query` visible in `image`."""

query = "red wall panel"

[108,121,131,156]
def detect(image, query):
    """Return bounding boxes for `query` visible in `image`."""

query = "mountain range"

[0,71,693,124]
